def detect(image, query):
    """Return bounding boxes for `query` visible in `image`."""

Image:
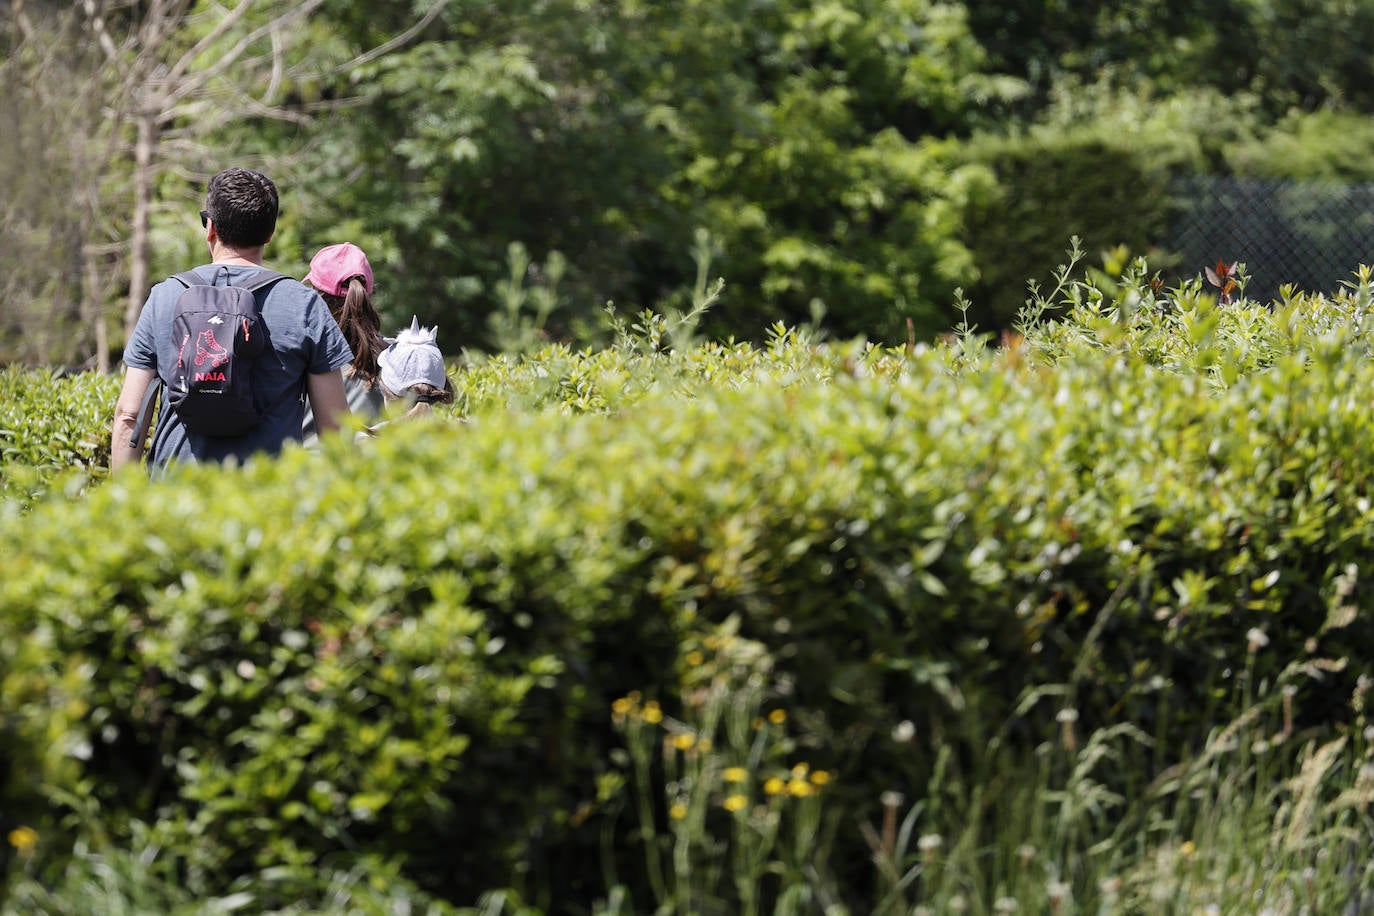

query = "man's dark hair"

[204,168,279,248]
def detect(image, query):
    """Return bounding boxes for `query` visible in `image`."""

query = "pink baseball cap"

[305,242,374,297]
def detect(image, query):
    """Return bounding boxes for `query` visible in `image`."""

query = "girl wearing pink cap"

[302,242,387,440]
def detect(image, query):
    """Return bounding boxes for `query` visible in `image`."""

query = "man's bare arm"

[110,367,158,471]
[306,370,350,436]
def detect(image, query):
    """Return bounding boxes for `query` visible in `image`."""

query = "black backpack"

[166,266,288,437]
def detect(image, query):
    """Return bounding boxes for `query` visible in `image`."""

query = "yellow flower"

[768,709,787,725]
[723,767,748,783]
[669,803,688,820]
[642,702,663,724]
[723,794,748,812]
[672,733,696,751]
[791,763,809,779]
[1180,840,1196,858]
[7,826,38,854]
[612,697,633,715]
[809,770,831,786]
[787,779,815,798]
[685,650,705,667]
[764,777,786,795]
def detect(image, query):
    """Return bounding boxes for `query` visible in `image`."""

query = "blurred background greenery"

[4,0,1374,364]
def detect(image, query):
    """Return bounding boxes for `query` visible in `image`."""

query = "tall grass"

[587,616,1374,915]
[10,658,1367,915]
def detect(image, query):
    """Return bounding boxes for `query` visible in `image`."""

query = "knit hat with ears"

[378,316,448,394]
[305,242,374,297]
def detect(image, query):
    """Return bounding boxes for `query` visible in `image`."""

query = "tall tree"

[966,0,1374,117]
[94,0,328,348]
[312,0,1020,348]
[2,0,352,368]
[0,3,119,367]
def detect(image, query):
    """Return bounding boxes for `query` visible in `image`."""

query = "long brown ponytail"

[322,276,386,386]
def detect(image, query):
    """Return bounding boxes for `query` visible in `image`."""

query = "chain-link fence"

[1166,176,1374,302]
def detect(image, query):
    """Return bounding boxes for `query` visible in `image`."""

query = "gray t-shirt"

[124,263,353,472]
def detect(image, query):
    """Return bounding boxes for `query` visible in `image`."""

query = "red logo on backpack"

[194,329,229,368]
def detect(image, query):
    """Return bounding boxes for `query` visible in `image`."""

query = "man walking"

[110,167,353,473]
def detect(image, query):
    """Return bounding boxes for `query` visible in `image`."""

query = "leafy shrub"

[3,279,1374,910]
[0,412,690,907]
[0,367,115,514]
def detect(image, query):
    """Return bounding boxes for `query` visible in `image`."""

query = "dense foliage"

[965,0,1374,116]
[4,262,1374,910]
[0,368,116,515]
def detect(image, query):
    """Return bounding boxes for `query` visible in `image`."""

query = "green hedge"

[0,367,116,514]
[3,274,1374,910]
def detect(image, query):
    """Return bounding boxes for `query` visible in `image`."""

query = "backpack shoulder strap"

[243,269,290,293]
[128,374,164,451]
[168,268,289,292]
